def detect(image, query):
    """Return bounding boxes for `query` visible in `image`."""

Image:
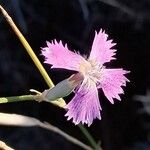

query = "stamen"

[79,59,104,84]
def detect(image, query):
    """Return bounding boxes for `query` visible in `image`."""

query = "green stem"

[0,5,65,108]
[0,5,53,88]
[0,95,38,104]
[78,124,102,150]
[0,94,66,107]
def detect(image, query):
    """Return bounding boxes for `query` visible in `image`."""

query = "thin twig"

[39,122,93,150]
[0,113,92,150]
[0,5,53,88]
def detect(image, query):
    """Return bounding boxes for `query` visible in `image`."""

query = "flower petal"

[65,79,101,126]
[99,68,130,104]
[41,40,85,71]
[89,29,116,65]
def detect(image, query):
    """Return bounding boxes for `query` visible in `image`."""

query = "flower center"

[79,59,102,83]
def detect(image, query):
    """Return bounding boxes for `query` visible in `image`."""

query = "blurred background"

[0,0,150,149]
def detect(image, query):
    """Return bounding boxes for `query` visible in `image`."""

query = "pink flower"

[41,29,130,126]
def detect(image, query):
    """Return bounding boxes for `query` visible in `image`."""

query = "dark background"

[0,0,150,150]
